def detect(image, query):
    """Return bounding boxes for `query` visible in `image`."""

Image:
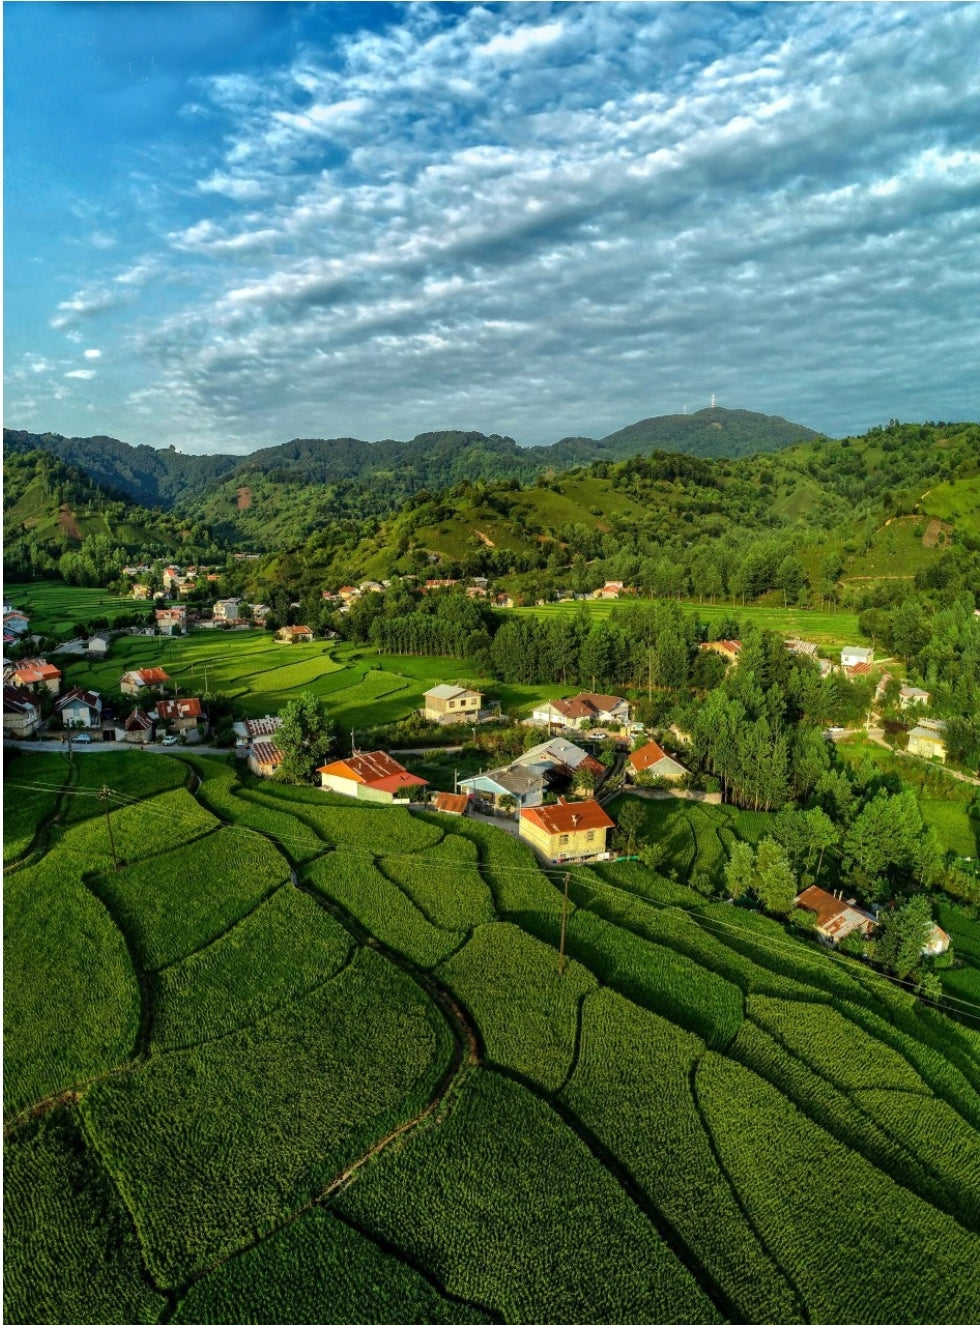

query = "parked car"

[74,732,92,744]
[162,734,180,746]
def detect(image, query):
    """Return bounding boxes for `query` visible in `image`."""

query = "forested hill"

[3,407,821,512]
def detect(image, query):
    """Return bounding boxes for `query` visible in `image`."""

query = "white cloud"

[84,348,102,359]
[65,369,97,380]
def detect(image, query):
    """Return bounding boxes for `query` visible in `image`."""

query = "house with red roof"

[519,798,615,864]
[794,886,875,946]
[10,658,62,695]
[431,791,470,817]
[120,667,170,697]
[116,708,155,745]
[317,750,427,804]
[276,624,314,644]
[699,640,742,665]
[530,692,630,731]
[155,606,186,636]
[627,740,687,783]
[154,697,205,736]
[248,741,284,779]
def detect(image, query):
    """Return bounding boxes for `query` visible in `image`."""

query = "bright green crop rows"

[3,1108,165,1325]
[336,1068,721,1325]
[173,1208,490,1325]
[6,745,980,1323]
[380,834,495,932]
[438,923,597,1092]
[2,752,71,862]
[303,851,459,968]
[696,1054,980,1323]
[151,886,353,1051]
[563,989,804,1325]
[82,949,453,1287]
[88,825,288,971]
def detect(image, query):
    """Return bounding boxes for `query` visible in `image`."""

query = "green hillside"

[5,749,980,1323]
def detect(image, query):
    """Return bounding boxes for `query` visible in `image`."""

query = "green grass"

[2,751,71,862]
[514,599,862,646]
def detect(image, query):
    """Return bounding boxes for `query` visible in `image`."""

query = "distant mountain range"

[3,408,824,511]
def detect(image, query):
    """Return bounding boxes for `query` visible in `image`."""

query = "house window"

[586,830,595,841]
[448,700,456,708]
[558,834,570,846]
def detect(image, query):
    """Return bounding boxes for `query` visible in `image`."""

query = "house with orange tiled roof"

[794,886,875,946]
[155,606,186,636]
[317,750,427,804]
[519,798,615,864]
[627,740,687,783]
[154,697,205,736]
[276,624,314,644]
[10,658,62,695]
[248,741,284,779]
[120,667,170,697]
[431,791,470,817]
[699,639,741,665]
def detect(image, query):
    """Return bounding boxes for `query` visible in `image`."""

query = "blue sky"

[5,2,979,454]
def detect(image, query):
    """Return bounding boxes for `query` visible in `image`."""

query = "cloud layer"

[5,2,979,452]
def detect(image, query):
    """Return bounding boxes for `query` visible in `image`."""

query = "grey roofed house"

[458,762,550,809]
[518,737,600,773]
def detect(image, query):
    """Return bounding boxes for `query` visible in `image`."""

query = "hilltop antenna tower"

[711,392,716,409]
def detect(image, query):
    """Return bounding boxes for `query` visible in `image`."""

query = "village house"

[458,762,549,813]
[627,740,688,783]
[530,692,631,731]
[923,924,951,957]
[115,708,154,745]
[120,667,170,698]
[155,607,186,636]
[276,624,314,644]
[842,643,874,667]
[794,886,875,946]
[317,750,428,804]
[56,688,103,729]
[248,741,284,779]
[422,684,483,724]
[88,632,112,657]
[899,685,931,710]
[3,686,42,738]
[3,608,30,642]
[784,639,819,660]
[593,581,627,600]
[518,798,615,864]
[130,583,152,600]
[431,791,470,817]
[459,737,603,813]
[10,658,62,695]
[906,718,947,763]
[212,598,243,622]
[233,715,283,744]
[154,697,205,737]
[699,639,742,665]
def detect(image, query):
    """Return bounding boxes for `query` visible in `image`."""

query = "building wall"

[3,708,41,737]
[519,818,607,861]
[320,773,361,798]
[907,734,946,763]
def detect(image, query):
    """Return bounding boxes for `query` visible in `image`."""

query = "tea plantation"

[5,748,980,1324]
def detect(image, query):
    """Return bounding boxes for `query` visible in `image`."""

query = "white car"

[161,734,180,746]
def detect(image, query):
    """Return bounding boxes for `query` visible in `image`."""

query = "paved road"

[3,738,228,757]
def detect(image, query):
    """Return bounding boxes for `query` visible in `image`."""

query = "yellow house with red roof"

[317,750,428,804]
[519,798,615,863]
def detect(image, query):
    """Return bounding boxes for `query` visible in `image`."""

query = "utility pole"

[99,786,119,871]
[558,872,571,976]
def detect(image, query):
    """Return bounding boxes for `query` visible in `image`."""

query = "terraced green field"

[514,598,863,646]
[5,749,980,1324]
